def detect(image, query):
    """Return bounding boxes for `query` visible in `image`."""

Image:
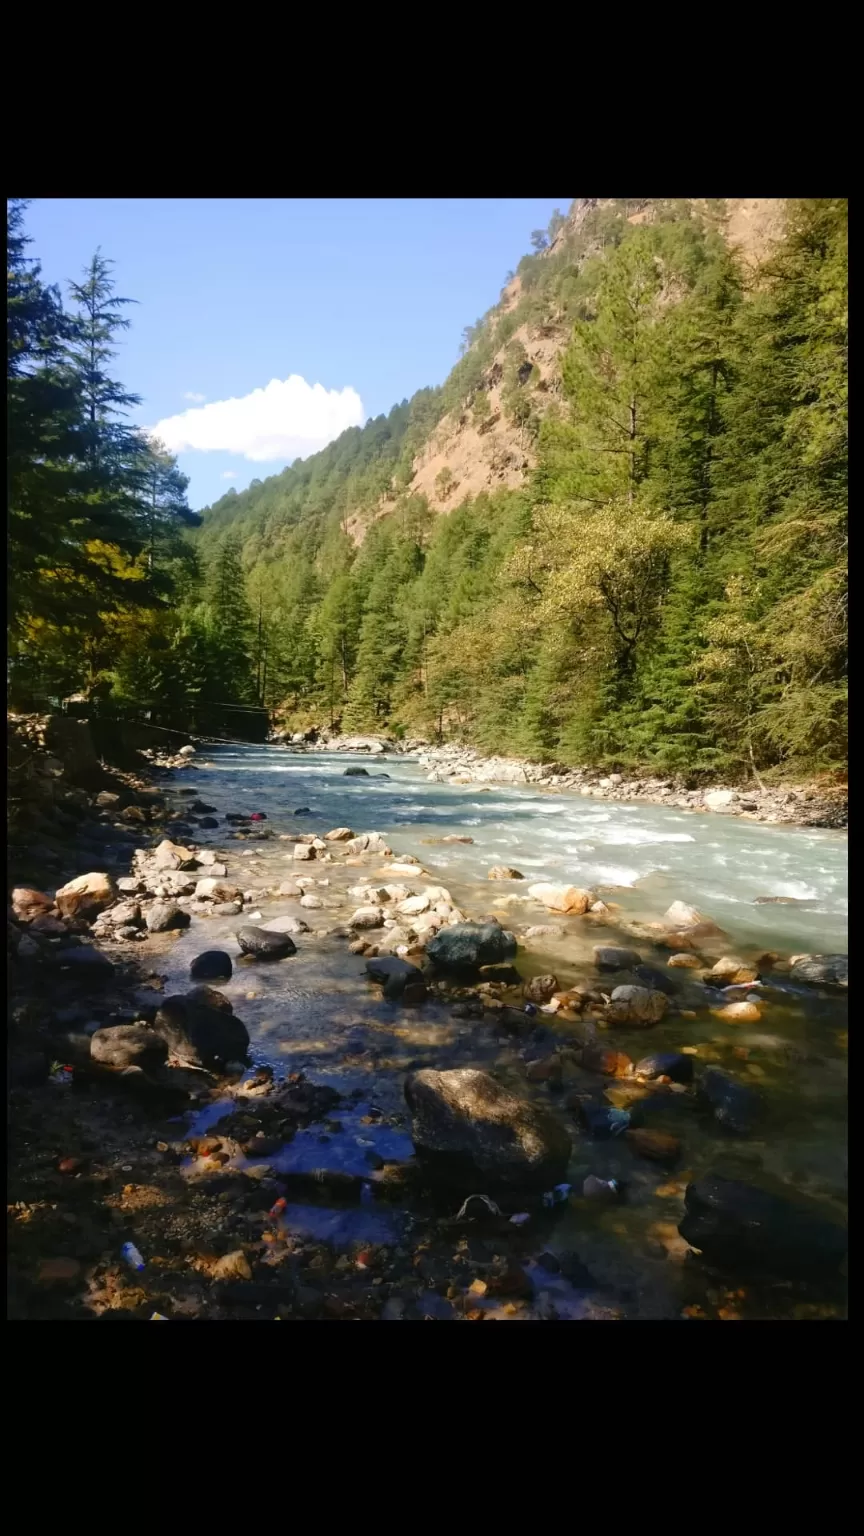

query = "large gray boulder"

[405,1067,571,1189]
[236,925,297,959]
[90,1024,168,1072]
[426,921,517,972]
[789,954,847,990]
[678,1175,847,1277]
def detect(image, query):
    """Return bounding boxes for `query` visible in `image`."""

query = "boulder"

[11,887,54,923]
[325,827,354,841]
[527,882,592,915]
[525,924,565,939]
[55,946,114,977]
[349,906,385,929]
[262,915,309,935]
[605,985,667,1026]
[178,744,196,756]
[293,844,316,862]
[789,954,848,990]
[594,945,641,970]
[152,839,196,871]
[397,894,430,916]
[277,880,302,896]
[154,995,250,1069]
[632,963,678,996]
[634,1052,694,1085]
[145,901,191,933]
[364,954,425,999]
[405,1067,571,1189]
[523,973,559,1004]
[107,901,143,928]
[345,832,391,856]
[678,1175,847,1277]
[299,893,324,909]
[195,878,242,901]
[663,900,721,937]
[190,950,233,982]
[667,952,702,969]
[186,986,233,1012]
[344,766,369,776]
[55,871,117,920]
[90,1024,168,1072]
[704,789,736,810]
[710,956,759,983]
[488,866,525,880]
[698,1067,762,1134]
[426,921,517,972]
[236,925,297,959]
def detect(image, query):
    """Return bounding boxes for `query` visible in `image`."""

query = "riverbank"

[7,734,847,1320]
[278,734,847,831]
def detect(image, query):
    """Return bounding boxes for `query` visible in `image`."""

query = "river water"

[156,746,847,1320]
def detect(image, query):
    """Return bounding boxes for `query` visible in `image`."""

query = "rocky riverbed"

[7,726,848,1321]
[275,732,847,830]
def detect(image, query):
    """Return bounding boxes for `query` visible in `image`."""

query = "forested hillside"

[8,197,847,781]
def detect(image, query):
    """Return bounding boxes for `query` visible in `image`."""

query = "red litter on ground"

[250,813,265,820]
[269,1198,287,1218]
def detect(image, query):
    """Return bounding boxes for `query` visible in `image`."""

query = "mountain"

[192,197,846,780]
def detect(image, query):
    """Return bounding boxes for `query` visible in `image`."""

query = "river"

[155,745,847,1320]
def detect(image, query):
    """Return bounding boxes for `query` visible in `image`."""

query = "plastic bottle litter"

[269,1197,287,1219]
[121,1242,145,1272]
[542,1183,572,1209]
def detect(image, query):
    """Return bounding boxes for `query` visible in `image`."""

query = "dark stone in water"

[236,925,297,959]
[634,1051,694,1085]
[198,817,219,829]
[698,1067,762,1134]
[154,995,250,1070]
[577,1102,632,1139]
[55,946,114,977]
[189,801,217,814]
[365,955,424,999]
[344,767,369,776]
[633,964,678,997]
[427,921,517,973]
[189,946,232,983]
[294,807,312,815]
[405,1066,571,1190]
[678,1174,847,1278]
[789,954,847,990]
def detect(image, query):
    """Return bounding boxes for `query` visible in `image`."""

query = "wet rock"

[293,844,317,862]
[663,900,721,938]
[198,817,219,829]
[277,880,302,897]
[575,1102,632,1139]
[262,915,309,935]
[526,1054,562,1084]
[152,838,197,871]
[667,952,702,969]
[213,902,242,916]
[488,866,525,880]
[398,894,430,916]
[525,924,564,939]
[713,1000,762,1023]
[344,766,369,776]
[190,950,233,981]
[300,893,324,909]
[527,882,592,915]
[90,1023,168,1071]
[580,1045,632,1077]
[107,901,143,928]
[710,956,759,983]
[632,963,678,996]
[523,973,559,1004]
[634,1052,694,1085]
[325,827,354,841]
[154,995,250,1070]
[11,887,54,922]
[365,954,424,997]
[55,871,117,920]
[186,985,233,1012]
[594,945,641,970]
[294,807,311,815]
[195,878,242,901]
[625,1128,681,1164]
[789,954,848,990]
[236,925,297,959]
[426,921,517,972]
[678,1175,847,1277]
[55,946,114,977]
[145,901,191,933]
[605,985,667,1026]
[497,1007,536,1037]
[349,906,385,929]
[401,981,428,1006]
[698,1067,762,1134]
[405,1067,571,1189]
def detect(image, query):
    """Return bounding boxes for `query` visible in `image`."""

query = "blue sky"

[24,198,571,510]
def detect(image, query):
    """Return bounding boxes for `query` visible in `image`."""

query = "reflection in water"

[156,746,846,1319]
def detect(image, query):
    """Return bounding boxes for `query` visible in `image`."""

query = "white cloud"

[183,391,207,403]
[152,375,364,463]
[220,470,238,481]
